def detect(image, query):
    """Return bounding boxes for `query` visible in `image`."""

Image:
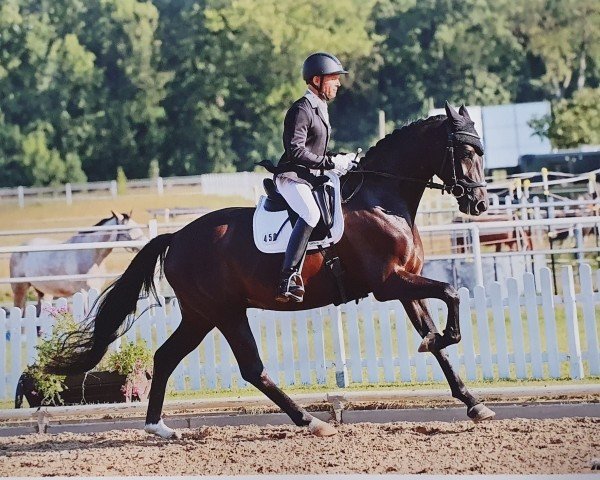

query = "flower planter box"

[15,370,152,408]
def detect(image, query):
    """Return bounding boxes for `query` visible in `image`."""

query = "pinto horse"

[46,102,494,438]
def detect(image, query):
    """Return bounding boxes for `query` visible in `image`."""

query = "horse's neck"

[360,125,443,222]
[67,224,118,266]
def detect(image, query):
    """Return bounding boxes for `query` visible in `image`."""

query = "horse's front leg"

[373,270,460,352]
[403,299,495,422]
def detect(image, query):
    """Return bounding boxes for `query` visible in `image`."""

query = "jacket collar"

[304,89,330,129]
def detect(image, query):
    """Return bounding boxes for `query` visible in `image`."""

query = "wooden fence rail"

[1,264,598,401]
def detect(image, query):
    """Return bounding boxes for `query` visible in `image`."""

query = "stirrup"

[276,271,305,303]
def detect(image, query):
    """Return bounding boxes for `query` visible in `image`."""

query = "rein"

[342,130,486,204]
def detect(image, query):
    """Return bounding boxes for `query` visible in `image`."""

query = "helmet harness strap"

[309,75,330,101]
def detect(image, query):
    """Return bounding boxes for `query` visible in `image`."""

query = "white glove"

[331,153,356,174]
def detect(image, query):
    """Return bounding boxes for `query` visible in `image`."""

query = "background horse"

[47,103,494,438]
[10,212,146,312]
[453,214,533,253]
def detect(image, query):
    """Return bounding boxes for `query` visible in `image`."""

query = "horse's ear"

[129,209,133,218]
[458,104,472,121]
[111,210,117,218]
[444,101,462,127]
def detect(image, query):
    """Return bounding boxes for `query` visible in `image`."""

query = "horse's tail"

[44,234,173,375]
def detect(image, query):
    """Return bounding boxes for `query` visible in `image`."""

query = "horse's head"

[438,102,488,216]
[110,211,148,250]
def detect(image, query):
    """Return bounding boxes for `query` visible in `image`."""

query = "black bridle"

[342,130,486,203]
[438,130,487,198]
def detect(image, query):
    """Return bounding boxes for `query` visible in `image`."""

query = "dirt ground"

[0,416,597,475]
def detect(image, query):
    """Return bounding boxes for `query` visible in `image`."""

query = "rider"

[274,52,356,303]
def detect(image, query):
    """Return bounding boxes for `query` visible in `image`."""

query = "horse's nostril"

[475,201,486,213]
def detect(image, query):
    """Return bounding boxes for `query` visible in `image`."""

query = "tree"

[157,0,377,174]
[0,0,90,186]
[530,88,600,148]
[76,0,172,180]
[514,0,600,99]
[371,0,526,124]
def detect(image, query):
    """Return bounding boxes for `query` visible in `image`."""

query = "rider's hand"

[331,153,355,174]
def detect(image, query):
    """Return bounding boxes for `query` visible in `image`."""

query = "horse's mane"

[76,216,113,237]
[360,115,446,170]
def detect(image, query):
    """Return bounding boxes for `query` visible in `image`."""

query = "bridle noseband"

[343,129,486,203]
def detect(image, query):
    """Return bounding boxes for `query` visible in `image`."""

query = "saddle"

[253,171,345,254]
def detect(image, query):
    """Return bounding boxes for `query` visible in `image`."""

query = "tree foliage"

[0,0,598,187]
[530,88,600,148]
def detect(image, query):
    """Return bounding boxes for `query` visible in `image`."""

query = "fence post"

[329,305,349,387]
[17,186,24,208]
[0,308,6,399]
[110,180,117,198]
[506,278,527,378]
[504,194,513,218]
[579,263,600,376]
[9,307,22,397]
[148,219,158,239]
[541,167,549,198]
[474,286,493,379]
[65,183,72,205]
[24,305,38,366]
[561,266,584,379]
[523,273,543,378]
[359,298,379,383]
[469,224,484,286]
[156,176,164,196]
[531,196,546,290]
[575,223,585,266]
[539,267,561,378]
[489,282,510,378]
[458,288,477,380]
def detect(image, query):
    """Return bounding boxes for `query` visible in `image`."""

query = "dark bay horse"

[47,102,494,438]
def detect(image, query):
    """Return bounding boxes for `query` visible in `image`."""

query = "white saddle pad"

[253,172,344,254]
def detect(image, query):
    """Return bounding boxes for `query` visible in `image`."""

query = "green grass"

[2,376,597,410]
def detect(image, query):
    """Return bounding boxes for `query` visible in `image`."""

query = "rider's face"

[313,74,341,100]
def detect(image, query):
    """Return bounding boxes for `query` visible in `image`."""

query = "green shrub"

[24,306,78,405]
[103,340,153,380]
[27,309,153,405]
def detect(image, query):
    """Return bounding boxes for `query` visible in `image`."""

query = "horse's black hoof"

[467,403,496,423]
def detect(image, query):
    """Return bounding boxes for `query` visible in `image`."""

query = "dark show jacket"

[276,95,336,183]
[257,94,336,186]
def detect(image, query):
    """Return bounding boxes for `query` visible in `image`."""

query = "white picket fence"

[1,264,599,401]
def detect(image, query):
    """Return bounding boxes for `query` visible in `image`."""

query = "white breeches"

[275,176,321,228]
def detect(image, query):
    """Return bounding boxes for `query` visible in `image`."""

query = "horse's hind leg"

[11,282,29,311]
[220,312,337,437]
[145,311,213,439]
[403,300,495,422]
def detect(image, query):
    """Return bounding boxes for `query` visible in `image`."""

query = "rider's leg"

[276,217,313,302]
[274,177,320,302]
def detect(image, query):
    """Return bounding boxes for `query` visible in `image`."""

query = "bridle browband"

[342,130,487,204]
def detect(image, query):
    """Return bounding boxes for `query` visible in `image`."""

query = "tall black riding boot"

[275,218,314,303]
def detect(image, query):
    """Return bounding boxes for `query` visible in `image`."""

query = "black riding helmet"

[302,52,348,99]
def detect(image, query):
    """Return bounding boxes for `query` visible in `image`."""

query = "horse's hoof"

[468,403,496,423]
[418,333,439,353]
[308,417,337,437]
[144,419,181,439]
